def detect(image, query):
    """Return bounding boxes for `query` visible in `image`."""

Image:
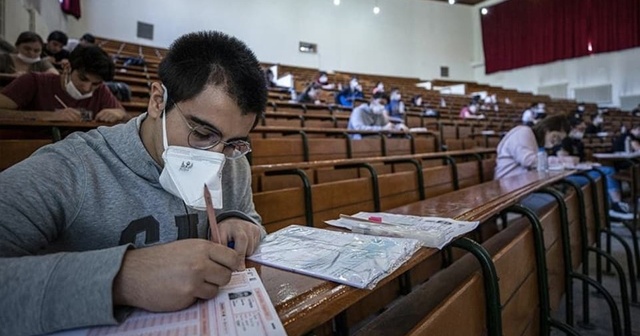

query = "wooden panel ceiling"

[428,0,487,5]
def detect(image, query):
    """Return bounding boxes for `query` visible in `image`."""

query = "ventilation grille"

[137,21,154,40]
[620,94,640,111]
[538,83,568,99]
[440,66,449,78]
[574,84,612,104]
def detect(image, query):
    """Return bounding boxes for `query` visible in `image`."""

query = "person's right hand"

[53,108,82,121]
[113,239,241,312]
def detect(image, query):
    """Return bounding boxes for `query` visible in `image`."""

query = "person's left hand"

[95,108,127,122]
[218,218,262,269]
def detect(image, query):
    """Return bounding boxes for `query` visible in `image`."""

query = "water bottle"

[625,136,632,153]
[537,147,548,172]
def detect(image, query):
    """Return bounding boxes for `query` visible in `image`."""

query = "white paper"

[248,225,421,289]
[326,212,479,250]
[48,268,286,336]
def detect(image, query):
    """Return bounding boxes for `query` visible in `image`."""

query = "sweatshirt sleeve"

[349,106,384,132]
[0,143,127,335]
[509,127,538,169]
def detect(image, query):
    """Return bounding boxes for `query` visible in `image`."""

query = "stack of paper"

[248,225,421,289]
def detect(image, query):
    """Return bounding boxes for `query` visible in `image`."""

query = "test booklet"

[49,268,287,336]
[248,225,421,289]
[325,212,479,249]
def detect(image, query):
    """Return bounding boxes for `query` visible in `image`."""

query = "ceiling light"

[481,8,488,15]
[373,6,380,14]
[448,0,455,4]
[333,0,340,6]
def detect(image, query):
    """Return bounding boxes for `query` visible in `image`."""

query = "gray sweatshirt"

[0,115,264,336]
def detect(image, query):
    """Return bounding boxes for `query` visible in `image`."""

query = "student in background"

[0,45,126,122]
[612,125,640,153]
[459,102,484,120]
[65,33,97,52]
[43,30,71,69]
[372,81,385,95]
[386,88,405,122]
[315,71,335,90]
[557,118,633,219]
[296,83,322,104]
[521,102,539,126]
[0,32,58,76]
[347,92,407,139]
[494,114,570,179]
[411,94,424,108]
[585,112,604,134]
[0,31,267,335]
[335,77,364,107]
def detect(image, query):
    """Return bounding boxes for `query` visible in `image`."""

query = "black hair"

[47,31,68,45]
[15,31,44,47]
[318,71,327,77]
[530,102,538,108]
[532,114,570,146]
[69,45,115,81]
[158,31,267,119]
[81,33,96,44]
[390,87,400,93]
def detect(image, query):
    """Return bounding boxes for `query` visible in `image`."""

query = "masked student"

[42,30,71,70]
[0,45,126,123]
[0,31,58,77]
[315,71,335,90]
[494,114,570,180]
[335,77,364,107]
[554,117,633,220]
[347,92,407,139]
[0,31,267,335]
[386,88,405,122]
[459,102,485,120]
[521,102,545,126]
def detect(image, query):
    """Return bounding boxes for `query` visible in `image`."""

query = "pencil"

[54,95,68,109]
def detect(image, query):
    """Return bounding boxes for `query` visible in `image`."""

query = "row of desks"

[256,170,575,335]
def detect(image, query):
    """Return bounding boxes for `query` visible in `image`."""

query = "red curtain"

[481,0,640,74]
[60,0,81,19]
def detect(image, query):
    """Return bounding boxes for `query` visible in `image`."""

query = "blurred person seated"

[335,77,364,107]
[347,92,407,139]
[386,88,405,122]
[459,102,485,120]
[521,102,545,126]
[296,83,322,105]
[585,111,604,134]
[0,45,126,123]
[42,30,70,70]
[555,117,633,219]
[314,71,335,90]
[0,32,57,77]
[372,81,385,95]
[495,114,569,179]
[65,33,96,53]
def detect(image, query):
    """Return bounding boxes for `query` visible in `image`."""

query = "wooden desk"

[257,170,574,335]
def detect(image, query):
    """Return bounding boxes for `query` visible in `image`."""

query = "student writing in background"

[0,31,267,335]
[0,45,126,122]
[0,31,58,77]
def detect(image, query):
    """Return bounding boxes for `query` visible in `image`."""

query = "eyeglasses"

[173,103,252,159]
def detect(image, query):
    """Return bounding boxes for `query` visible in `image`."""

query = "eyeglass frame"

[172,102,252,159]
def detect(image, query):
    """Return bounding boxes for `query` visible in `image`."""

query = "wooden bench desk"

[252,170,574,335]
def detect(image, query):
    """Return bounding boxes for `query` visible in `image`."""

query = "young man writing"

[0,45,126,122]
[0,31,267,335]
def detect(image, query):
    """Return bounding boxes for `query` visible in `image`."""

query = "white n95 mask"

[157,85,226,210]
